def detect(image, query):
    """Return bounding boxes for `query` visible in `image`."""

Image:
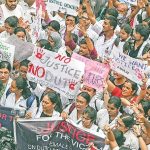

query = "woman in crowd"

[48,31,63,52]
[36,39,52,51]
[77,106,105,136]
[131,102,150,148]
[116,114,139,149]
[107,78,146,105]
[61,92,91,123]
[14,27,27,41]
[3,76,37,118]
[109,71,126,89]
[35,92,60,118]
[104,126,126,150]
[97,96,122,130]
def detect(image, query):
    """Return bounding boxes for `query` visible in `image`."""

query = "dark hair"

[140,100,150,116]
[135,23,150,41]
[15,76,31,99]
[77,92,91,104]
[20,59,30,68]
[48,20,60,32]
[125,79,138,95]
[37,39,52,51]
[108,96,121,109]
[112,129,126,146]
[105,16,118,30]
[44,92,59,104]
[66,15,78,24]
[43,91,62,113]
[5,16,18,28]
[14,27,26,35]
[120,114,135,128]
[0,61,11,72]
[83,106,97,122]
[106,8,118,18]
[121,24,132,35]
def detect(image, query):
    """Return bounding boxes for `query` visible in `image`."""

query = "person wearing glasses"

[77,106,105,136]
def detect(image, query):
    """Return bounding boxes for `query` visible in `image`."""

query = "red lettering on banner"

[40,121,96,145]
[76,130,86,143]
[86,134,95,144]
[28,64,45,78]
[55,54,71,63]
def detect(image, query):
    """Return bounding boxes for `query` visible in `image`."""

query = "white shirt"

[19,1,36,24]
[89,95,105,111]
[64,103,81,123]
[91,20,120,36]
[73,24,99,44]
[137,41,149,58]
[95,33,117,60]
[77,121,105,139]
[0,78,12,106]
[0,31,11,42]
[97,109,122,130]
[112,41,125,53]
[124,130,139,150]
[0,4,24,21]
[35,102,60,118]
[4,93,37,118]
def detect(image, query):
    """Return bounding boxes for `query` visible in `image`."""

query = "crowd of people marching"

[0,0,150,149]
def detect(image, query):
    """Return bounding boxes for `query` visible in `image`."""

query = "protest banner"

[36,0,46,12]
[27,47,85,99]
[0,106,14,134]
[110,49,147,85]
[6,35,34,62]
[15,117,105,150]
[46,0,80,16]
[72,53,110,91]
[0,41,15,66]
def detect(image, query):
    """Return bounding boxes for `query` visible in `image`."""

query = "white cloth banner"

[27,47,85,99]
[110,49,147,85]
[46,0,80,16]
[6,35,34,62]
[0,41,15,67]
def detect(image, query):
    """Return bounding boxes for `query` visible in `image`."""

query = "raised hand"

[66,24,75,32]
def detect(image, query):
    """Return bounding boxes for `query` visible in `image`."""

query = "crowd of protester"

[0,0,150,149]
